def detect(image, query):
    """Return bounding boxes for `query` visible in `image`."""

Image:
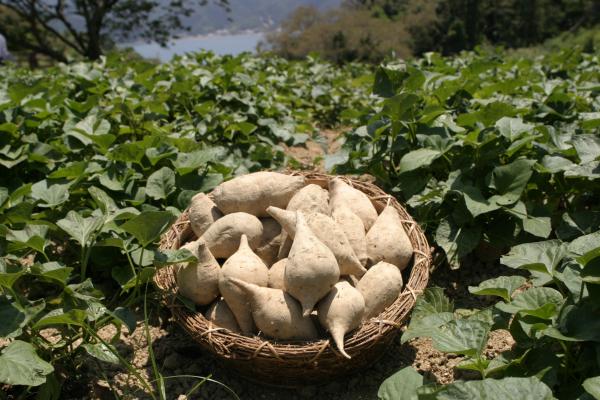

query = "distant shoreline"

[125,31,265,61]
[124,29,266,47]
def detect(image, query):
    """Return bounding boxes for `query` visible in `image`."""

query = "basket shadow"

[150,322,419,400]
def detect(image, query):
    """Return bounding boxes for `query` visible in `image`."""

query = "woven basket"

[154,171,430,387]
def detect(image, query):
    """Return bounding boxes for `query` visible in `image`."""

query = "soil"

[281,128,345,172]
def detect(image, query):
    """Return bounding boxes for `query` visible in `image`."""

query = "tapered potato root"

[218,235,269,334]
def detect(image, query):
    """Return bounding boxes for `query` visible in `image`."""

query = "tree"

[0,0,229,62]
[265,5,411,64]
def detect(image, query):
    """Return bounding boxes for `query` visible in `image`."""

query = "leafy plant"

[381,230,600,399]
[0,51,373,398]
[332,47,600,269]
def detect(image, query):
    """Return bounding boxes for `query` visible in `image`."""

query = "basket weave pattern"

[154,172,431,386]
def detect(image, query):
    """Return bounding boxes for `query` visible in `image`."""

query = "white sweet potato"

[332,205,368,267]
[211,172,306,216]
[268,258,287,290]
[176,238,220,306]
[188,193,223,238]
[366,205,413,270]
[200,212,263,259]
[267,206,366,276]
[204,298,241,333]
[255,218,282,267]
[356,261,403,320]
[317,281,365,359]
[218,235,269,334]
[277,184,329,259]
[329,177,378,231]
[228,278,319,340]
[284,212,340,317]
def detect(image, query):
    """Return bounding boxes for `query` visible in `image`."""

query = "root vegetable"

[366,205,413,270]
[332,205,368,267]
[255,218,282,267]
[317,281,365,359]
[204,298,241,333]
[277,236,293,260]
[267,206,366,276]
[176,238,220,305]
[201,212,263,259]
[286,183,330,214]
[218,235,269,334]
[227,277,319,340]
[329,178,378,231]
[268,258,287,290]
[188,193,223,238]
[356,261,403,320]
[284,212,340,317]
[277,184,329,259]
[211,171,306,216]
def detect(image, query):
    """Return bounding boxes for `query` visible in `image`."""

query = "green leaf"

[430,319,491,357]
[82,343,119,365]
[153,248,197,266]
[551,303,600,342]
[435,219,481,269]
[0,340,54,386]
[495,117,535,141]
[6,225,49,254]
[30,180,70,208]
[172,149,218,175]
[418,376,554,400]
[378,366,423,400]
[412,287,454,320]
[88,186,118,214]
[0,298,26,338]
[501,240,568,285]
[399,149,443,173]
[33,309,87,329]
[111,307,137,333]
[583,376,600,399]
[57,211,104,247]
[495,287,564,319]
[30,262,72,284]
[569,231,600,257]
[0,262,24,289]
[324,149,350,172]
[557,211,600,241]
[108,142,145,165]
[490,159,536,204]
[540,155,576,174]
[572,134,600,164]
[119,211,176,247]
[145,167,176,200]
[402,312,454,343]
[451,181,500,217]
[522,215,552,239]
[468,276,527,302]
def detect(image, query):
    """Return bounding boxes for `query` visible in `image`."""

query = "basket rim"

[154,171,431,362]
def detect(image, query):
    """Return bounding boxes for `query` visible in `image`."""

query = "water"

[128,32,264,61]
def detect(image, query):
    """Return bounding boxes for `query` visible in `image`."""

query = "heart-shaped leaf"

[57,211,104,247]
[378,366,423,400]
[0,340,54,386]
[469,276,527,302]
[119,211,176,247]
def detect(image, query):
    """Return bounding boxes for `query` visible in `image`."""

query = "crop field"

[1,45,599,399]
